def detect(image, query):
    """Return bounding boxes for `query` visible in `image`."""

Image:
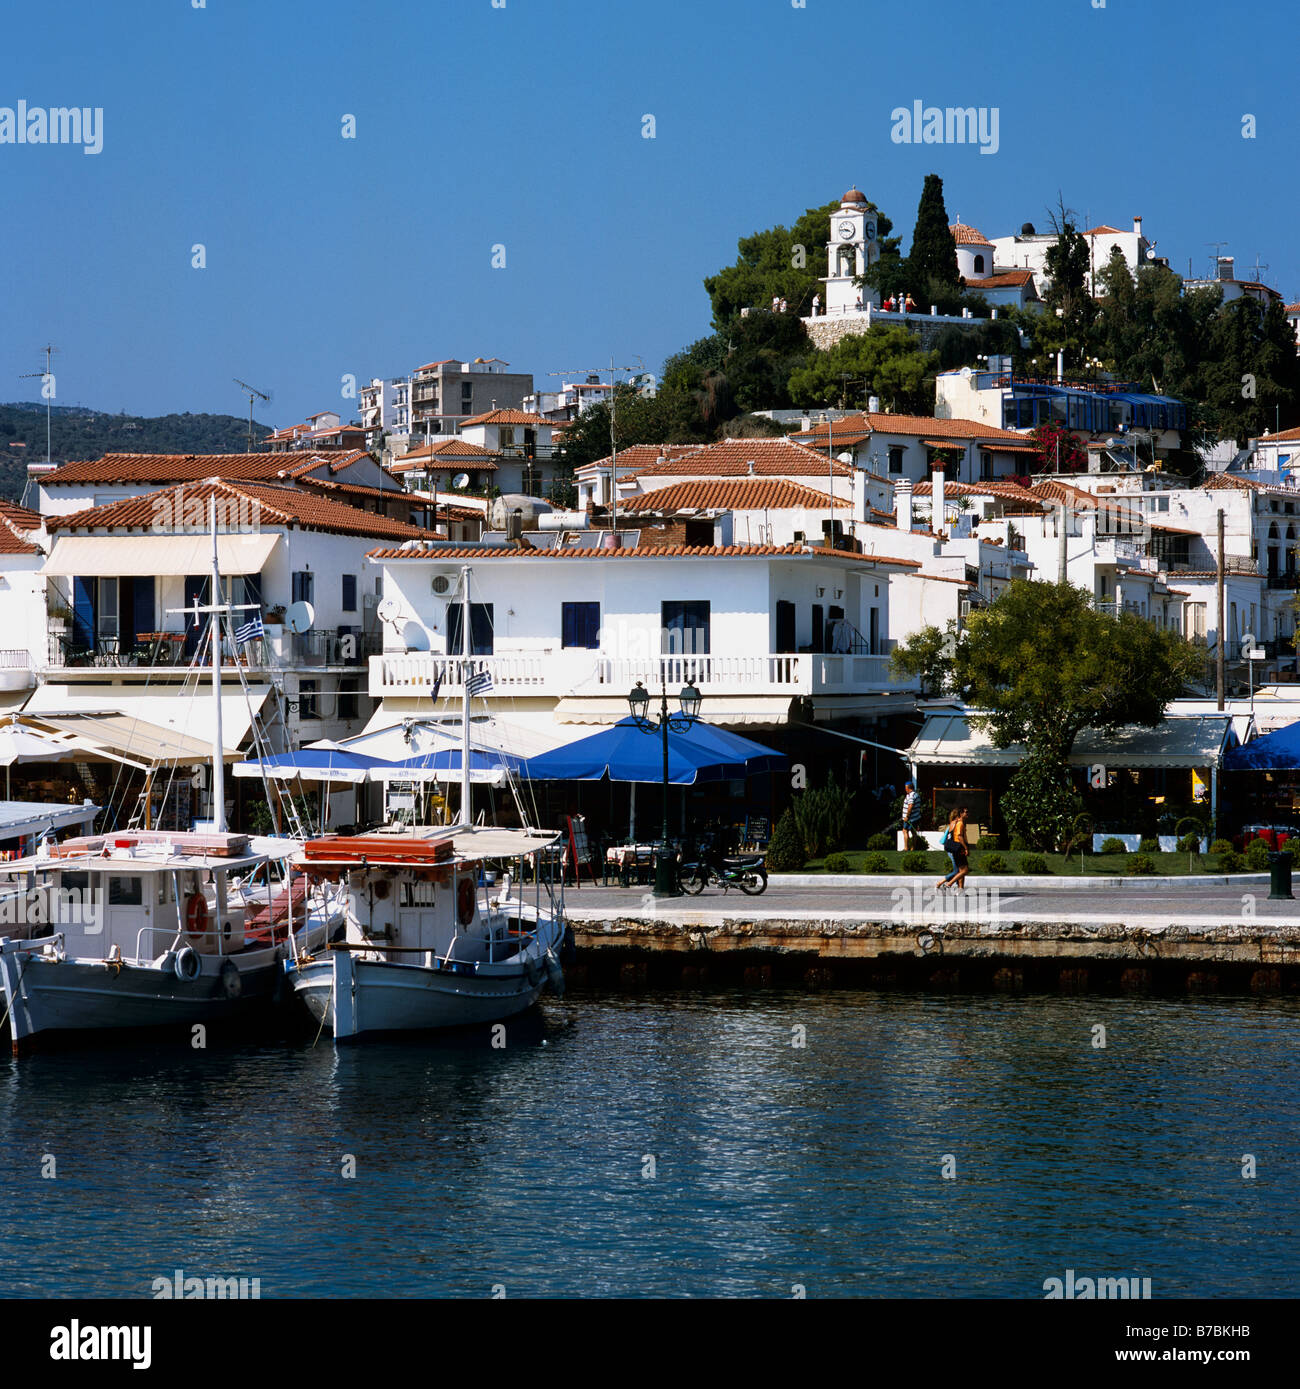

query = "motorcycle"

[678,835,768,896]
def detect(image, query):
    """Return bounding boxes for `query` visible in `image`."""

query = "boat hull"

[289,949,549,1040]
[0,939,282,1052]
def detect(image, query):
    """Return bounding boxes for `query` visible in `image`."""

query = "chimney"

[747,459,755,476]
[868,396,880,414]
[1217,256,1234,282]
[1133,214,1143,237]
[932,467,946,535]
[895,477,914,532]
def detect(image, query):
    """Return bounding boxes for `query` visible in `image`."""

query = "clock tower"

[822,186,880,316]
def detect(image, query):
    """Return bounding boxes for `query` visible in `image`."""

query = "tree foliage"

[1030,420,1088,473]
[787,326,936,413]
[1001,749,1085,853]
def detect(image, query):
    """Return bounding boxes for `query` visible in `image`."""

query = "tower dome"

[840,186,869,208]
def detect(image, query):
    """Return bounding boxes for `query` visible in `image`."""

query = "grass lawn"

[800,849,1241,877]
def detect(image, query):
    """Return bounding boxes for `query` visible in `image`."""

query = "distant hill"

[0,403,273,503]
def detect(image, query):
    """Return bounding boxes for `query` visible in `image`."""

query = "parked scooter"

[678,833,768,895]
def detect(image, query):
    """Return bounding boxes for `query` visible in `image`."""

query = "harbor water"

[1,990,1296,1299]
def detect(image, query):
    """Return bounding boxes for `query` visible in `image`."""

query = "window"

[888,447,905,475]
[446,602,494,656]
[292,571,314,605]
[980,450,993,480]
[522,464,542,497]
[97,577,119,642]
[338,677,359,721]
[498,427,515,449]
[341,574,357,612]
[973,254,985,274]
[298,679,318,720]
[107,876,143,907]
[661,600,710,655]
[562,602,600,649]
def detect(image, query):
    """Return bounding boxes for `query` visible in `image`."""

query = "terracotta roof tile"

[43,450,370,486]
[795,413,1031,445]
[619,478,849,513]
[459,408,553,428]
[964,269,1037,291]
[0,499,43,554]
[579,444,705,474]
[47,479,434,541]
[949,222,992,245]
[633,438,851,478]
[366,541,922,568]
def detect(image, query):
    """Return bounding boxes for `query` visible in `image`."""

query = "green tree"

[787,326,936,413]
[1201,296,1300,444]
[891,580,1203,766]
[905,173,962,300]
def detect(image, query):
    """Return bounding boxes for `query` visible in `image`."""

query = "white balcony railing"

[371,651,917,700]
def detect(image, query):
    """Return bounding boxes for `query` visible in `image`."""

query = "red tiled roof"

[366,541,922,568]
[912,480,1036,498]
[1257,425,1300,443]
[47,479,434,541]
[414,359,458,372]
[619,479,850,513]
[0,499,43,554]
[949,222,992,246]
[796,412,1031,445]
[964,269,1037,291]
[633,438,851,478]
[1083,225,1125,236]
[295,476,418,505]
[460,408,552,428]
[579,444,705,474]
[42,450,370,486]
[1202,473,1300,499]
[1285,303,1300,314]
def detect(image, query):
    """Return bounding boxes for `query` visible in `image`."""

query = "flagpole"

[460,565,472,829]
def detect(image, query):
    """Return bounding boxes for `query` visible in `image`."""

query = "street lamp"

[628,676,702,896]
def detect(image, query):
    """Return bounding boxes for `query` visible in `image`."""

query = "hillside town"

[3,183,1300,861]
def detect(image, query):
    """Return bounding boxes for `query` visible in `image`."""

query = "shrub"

[1126,853,1156,875]
[978,832,1000,851]
[899,850,932,874]
[1138,837,1159,854]
[1244,839,1271,871]
[1099,837,1126,855]
[1177,833,1200,854]
[1018,853,1049,874]
[766,808,805,872]
[1209,838,1234,856]
[1010,834,1029,852]
[862,852,890,873]
[980,853,1008,874]
[1218,849,1245,873]
[823,852,852,873]
[791,778,854,859]
[866,832,893,851]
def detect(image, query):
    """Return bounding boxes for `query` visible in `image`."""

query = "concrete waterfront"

[562,875,1300,995]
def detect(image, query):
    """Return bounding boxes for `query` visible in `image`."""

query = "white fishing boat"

[284,566,569,1040]
[0,500,343,1053]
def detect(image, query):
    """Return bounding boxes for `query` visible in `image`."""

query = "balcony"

[0,649,34,692]
[1266,572,1299,590]
[43,628,381,674]
[370,650,918,700]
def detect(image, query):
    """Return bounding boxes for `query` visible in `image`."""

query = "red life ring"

[184,892,209,941]
[456,877,476,926]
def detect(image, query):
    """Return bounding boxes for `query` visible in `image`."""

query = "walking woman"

[936,806,970,890]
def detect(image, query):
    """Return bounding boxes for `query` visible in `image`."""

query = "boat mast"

[460,564,472,828]
[210,495,227,833]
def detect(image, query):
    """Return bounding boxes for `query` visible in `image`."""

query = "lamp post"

[628,676,702,896]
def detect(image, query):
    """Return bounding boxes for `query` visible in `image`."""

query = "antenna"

[1249,253,1270,284]
[1205,242,1229,279]
[549,356,643,534]
[19,343,59,477]
[233,377,271,452]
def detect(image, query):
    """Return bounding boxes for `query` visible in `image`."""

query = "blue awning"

[521,717,785,785]
[1224,720,1300,770]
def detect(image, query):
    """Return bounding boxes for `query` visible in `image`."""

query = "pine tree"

[906,174,960,295]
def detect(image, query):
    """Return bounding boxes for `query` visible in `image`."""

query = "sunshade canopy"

[1224,720,1300,771]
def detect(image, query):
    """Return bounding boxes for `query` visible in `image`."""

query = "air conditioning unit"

[431,574,451,594]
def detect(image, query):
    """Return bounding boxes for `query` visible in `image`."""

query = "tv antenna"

[19,342,60,471]
[548,356,644,533]
[1205,242,1230,278]
[1249,253,1270,284]
[233,377,271,451]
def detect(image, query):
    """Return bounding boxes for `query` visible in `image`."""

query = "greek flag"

[465,665,493,696]
[234,614,265,645]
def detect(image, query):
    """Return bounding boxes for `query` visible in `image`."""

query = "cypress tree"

[906,173,960,293]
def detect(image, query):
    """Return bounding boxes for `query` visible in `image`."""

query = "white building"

[359,378,410,451]
[0,500,49,711]
[989,216,1154,294]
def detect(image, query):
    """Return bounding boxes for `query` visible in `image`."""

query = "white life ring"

[173,945,202,982]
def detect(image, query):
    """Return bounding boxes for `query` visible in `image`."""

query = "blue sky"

[2,0,1295,428]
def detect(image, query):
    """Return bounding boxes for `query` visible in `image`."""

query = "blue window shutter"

[72,576,95,648]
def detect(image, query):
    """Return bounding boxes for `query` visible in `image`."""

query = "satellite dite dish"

[452,473,470,490]
[377,597,401,624]
[286,601,316,634]
[401,620,430,652]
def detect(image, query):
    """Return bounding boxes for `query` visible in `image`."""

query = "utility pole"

[233,378,271,452]
[549,358,641,533]
[1216,509,1226,711]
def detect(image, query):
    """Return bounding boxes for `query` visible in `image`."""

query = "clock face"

[838,220,856,240]
[864,220,877,243]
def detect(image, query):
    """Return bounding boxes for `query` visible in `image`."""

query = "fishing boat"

[284,566,568,1040]
[0,500,343,1053]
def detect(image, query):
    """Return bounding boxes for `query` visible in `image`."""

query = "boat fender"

[184,892,209,942]
[173,946,202,982]
[545,951,565,997]
[456,877,476,926]
[561,923,577,965]
[219,959,242,1000]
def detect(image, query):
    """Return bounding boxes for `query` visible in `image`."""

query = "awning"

[552,695,798,727]
[909,711,1237,769]
[1224,720,1300,771]
[43,532,281,577]
[0,800,100,842]
[22,685,273,760]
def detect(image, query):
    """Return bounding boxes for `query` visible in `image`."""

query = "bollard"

[1267,849,1293,900]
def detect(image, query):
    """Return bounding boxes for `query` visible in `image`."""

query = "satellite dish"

[377,597,400,624]
[401,620,430,652]
[286,601,315,634]
[452,473,470,490]
[960,366,973,379]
